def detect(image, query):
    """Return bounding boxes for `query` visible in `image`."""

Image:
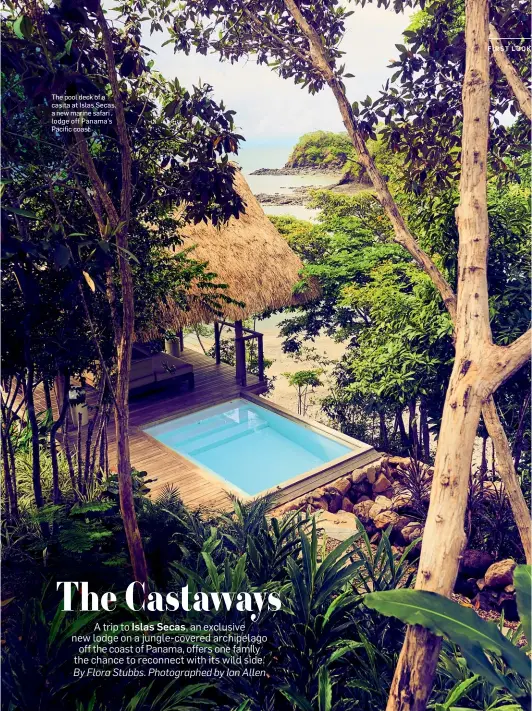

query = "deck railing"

[213,321,265,386]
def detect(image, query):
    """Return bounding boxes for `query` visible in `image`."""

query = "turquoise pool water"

[144,399,351,496]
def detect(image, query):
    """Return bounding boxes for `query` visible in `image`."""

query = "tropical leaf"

[514,565,531,648]
[280,688,313,711]
[364,589,531,692]
[430,674,482,710]
[318,667,333,711]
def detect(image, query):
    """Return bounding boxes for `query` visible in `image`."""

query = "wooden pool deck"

[27,348,266,511]
[113,348,265,509]
[22,347,379,511]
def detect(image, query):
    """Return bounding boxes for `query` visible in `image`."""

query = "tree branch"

[282,0,458,320]
[242,4,312,65]
[489,23,531,120]
[75,131,120,227]
[482,395,531,563]
[483,328,532,394]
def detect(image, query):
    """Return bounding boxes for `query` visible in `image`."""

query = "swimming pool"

[144,398,353,497]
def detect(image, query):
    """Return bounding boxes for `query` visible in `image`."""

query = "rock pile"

[274,455,426,546]
[272,455,520,618]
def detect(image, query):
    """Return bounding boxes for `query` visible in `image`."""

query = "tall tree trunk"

[1,378,20,519]
[72,3,148,585]
[480,434,488,476]
[396,409,409,449]
[113,242,148,584]
[50,373,70,504]
[281,0,531,568]
[76,411,83,494]
[24,333,44,511]
[1,427,14,522]
[420,396,430,461]
[98,4,147,585]
[43,380,53,411]
[408,400,419,458]
[511,390,530,472]
[379,411,389,451]
[483,399,531,563]
[24,332,50,537]
[63,413,78,497]
[387,1,493,705]
[489,23,532,120]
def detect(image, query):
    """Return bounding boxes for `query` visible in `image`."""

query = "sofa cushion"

[130,358,154,383]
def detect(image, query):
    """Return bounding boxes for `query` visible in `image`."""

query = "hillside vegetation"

[286,130,393,187]
[285,130,354,169]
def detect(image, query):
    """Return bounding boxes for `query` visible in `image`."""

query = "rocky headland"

[251,166,343,176]
[254,179,369,207]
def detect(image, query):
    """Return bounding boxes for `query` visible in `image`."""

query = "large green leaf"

[514,565,531,648]
[13,16,34,40]
[280,688,313,711]
[364,589,531,690]
[431,674,481,710]
[3,205,38,218]
[318,667,333,711]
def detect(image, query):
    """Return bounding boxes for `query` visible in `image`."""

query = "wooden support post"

[178,328,184,351]
[257,334,265,382]
[234,320,246,386]
[214,321,221,365]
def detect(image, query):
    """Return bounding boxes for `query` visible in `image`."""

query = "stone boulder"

[454,577,480,599]
[351,468,368,485]
[459,550,495,578]
[310,486,327,501]
[401,522,424,543]
[499,592,519,621]
[332,477,352,496]
[485,559,516,589]
[313,496,329,511]
[388,456,412,469]
[328,492,343,514]
[317,510,359,542]
[351,481,372,499]
[365,463,380,484]
[373,511,410,532]
[341,496,354,513]
[353,499,375,525]
[369,496,393,519]
[372,472,392,494]
[391,491,413,511]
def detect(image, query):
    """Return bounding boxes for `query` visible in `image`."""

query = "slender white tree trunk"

[281,0,531,570]
[386,1,495,706]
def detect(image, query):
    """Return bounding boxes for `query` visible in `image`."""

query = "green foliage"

[514,566,531,647]
[1,595,101,709]
[4,483,524,710]
[274,179,530,470]
[282,369,323,415]
[352,519,420,594]
[2,0,245,386]
[364,566,532,705]
[286,131,354,169]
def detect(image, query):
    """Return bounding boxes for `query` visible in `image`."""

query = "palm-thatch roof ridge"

[146,167,320,337]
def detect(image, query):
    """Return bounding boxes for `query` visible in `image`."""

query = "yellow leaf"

[83,271,95,292]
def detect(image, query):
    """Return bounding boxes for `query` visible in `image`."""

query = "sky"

[145,5,412,165]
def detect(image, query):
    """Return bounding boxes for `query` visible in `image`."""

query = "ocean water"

[237,144,337,221]
[144,398,351,496]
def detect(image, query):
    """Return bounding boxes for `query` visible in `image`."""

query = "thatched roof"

[151,168,320,333]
